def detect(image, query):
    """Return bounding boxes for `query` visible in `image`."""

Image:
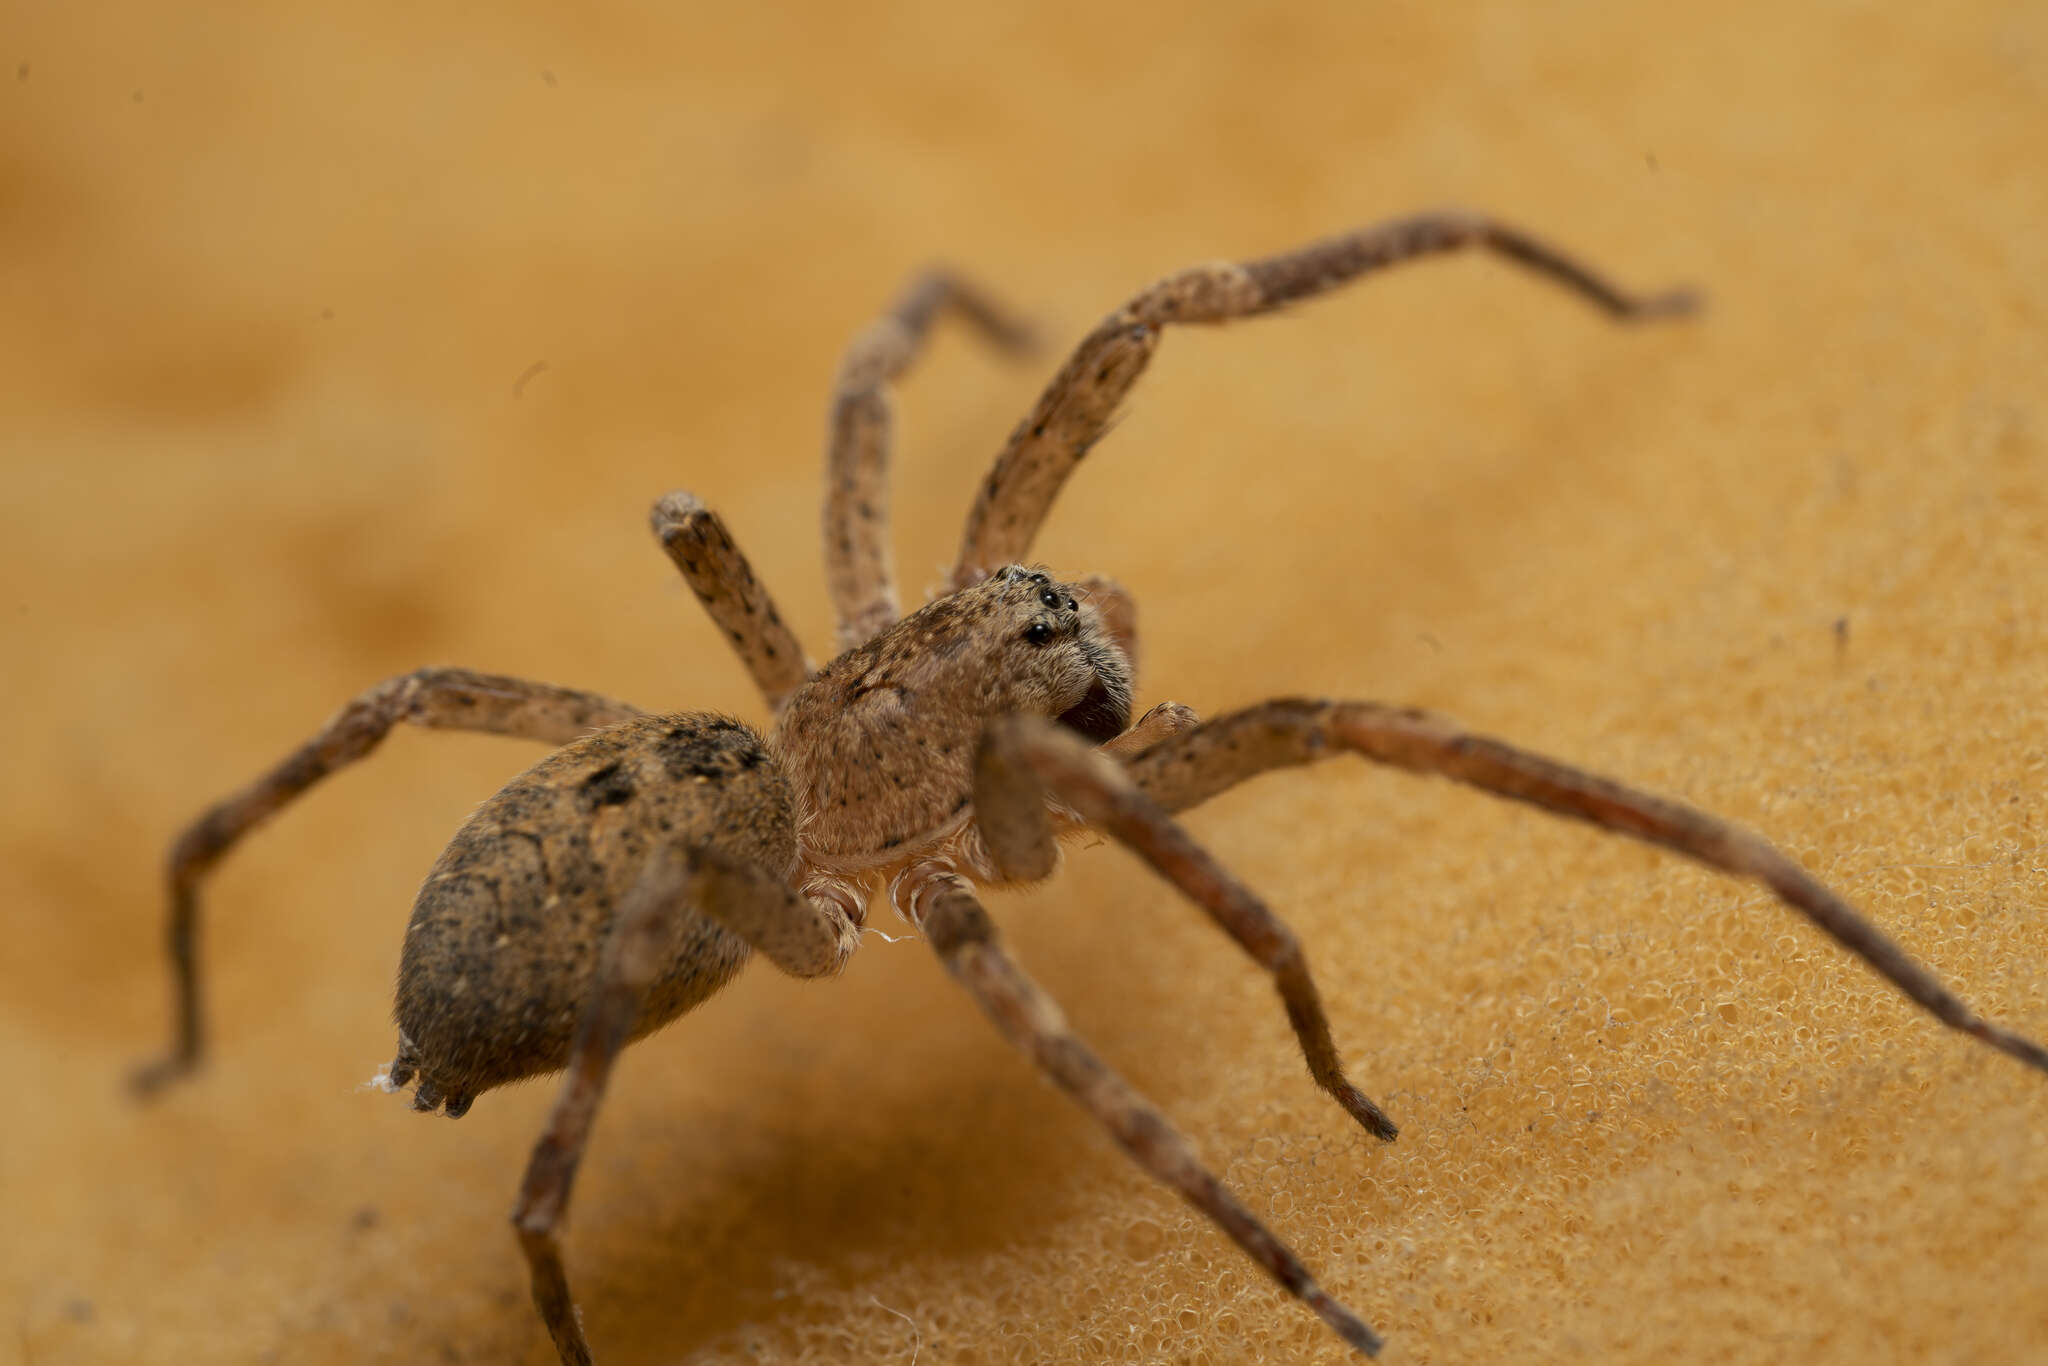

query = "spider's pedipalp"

[825,269,1038,651]
[1071,571,1142,684]
[651,491,813,713]
[1126,698,2048,1076]
[896,861,1383,1357]
[1094,699,1201,765]
[951,210,1697,586]
[130,668,644,1100]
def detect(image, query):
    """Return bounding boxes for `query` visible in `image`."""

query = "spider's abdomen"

[391,713,795,1115]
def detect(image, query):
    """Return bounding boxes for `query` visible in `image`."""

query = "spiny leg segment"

[1125,698,2048,1076]
[131,668,645,1098]
[974,715,1397,1140]
[894,860,1383,1357]
[514,844,860,1366]
[825,269,1037,650]
[951,210,1698,586]
[652,491,813,713]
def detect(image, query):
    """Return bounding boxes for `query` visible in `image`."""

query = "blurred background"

[5,2,2045,1362]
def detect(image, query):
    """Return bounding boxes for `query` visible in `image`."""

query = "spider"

[132,211,2048,1363]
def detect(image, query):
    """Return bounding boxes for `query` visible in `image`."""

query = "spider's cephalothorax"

[134,213,2048,1366]
[776,565,1133,874]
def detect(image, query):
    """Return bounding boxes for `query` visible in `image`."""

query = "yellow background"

[6,3,2046,1363]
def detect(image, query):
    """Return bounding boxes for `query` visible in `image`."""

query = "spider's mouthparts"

[1057,677,1130,745]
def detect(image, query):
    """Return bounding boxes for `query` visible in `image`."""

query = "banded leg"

[974,716,1396,1139]
[514,844,860,1366]
[951,210,1699,585]
[131,668,644,1097]
[826,270,1038,649]
[652,491,812,712]
[894,861,1382,1357]
[1126,698,2048,1077]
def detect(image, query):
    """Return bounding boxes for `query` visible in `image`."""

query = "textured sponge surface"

[5,2,2046,1363]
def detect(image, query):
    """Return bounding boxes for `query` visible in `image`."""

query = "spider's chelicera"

[133,212,2048,1364]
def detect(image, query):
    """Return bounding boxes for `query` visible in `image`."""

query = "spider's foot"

[127,1051,199,1102]
[1307,1286,1384,1357]
[1976,1019,2048,1076]
[1630,285,1704,321]
[1337,1083,1399,1142]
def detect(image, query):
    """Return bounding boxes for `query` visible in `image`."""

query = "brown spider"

[132,211,2048,1363]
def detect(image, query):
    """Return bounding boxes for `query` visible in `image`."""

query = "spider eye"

[1023,621,1055,646]
[1038,587,1061,609]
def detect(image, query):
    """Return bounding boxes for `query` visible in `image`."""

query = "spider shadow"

[494,832,1472,1362]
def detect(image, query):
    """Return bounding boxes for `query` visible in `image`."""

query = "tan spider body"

[387,567,1148,1114]
[133,212,2048,1364]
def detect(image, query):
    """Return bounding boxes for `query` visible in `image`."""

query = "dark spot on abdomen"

[578,762,636,809]
[655,714,775,784]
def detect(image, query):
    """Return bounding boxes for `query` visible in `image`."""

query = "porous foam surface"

[5,1,2045,1363]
